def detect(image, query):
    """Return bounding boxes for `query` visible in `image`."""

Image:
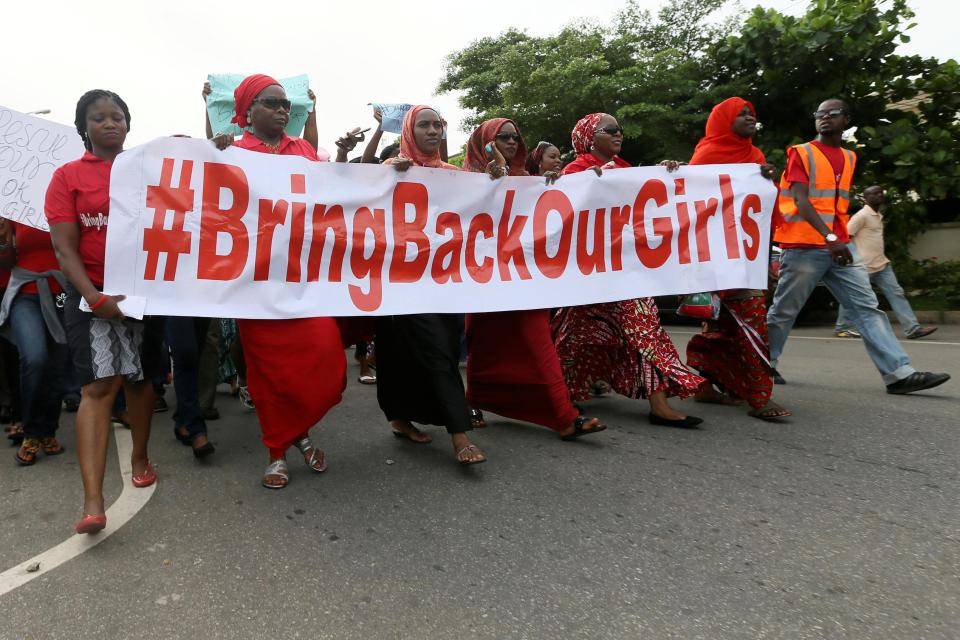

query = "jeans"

[9,294,69,438]
[767,245,915,385]
[835,264,920,336]
[166,317,210,438]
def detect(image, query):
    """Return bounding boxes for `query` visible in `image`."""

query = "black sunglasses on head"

[597,125,623,136]
[495,132,522,142]
[813,108,846,119]
[255,97,292,111]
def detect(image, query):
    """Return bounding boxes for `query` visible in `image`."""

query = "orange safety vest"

[775,142,856,246]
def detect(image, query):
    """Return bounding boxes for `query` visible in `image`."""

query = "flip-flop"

[559,416,606,441]
[456,444,487,465]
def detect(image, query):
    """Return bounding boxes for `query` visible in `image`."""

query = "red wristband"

[90,294,108,311]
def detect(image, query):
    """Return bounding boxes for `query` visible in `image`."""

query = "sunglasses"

[597,125,624,136]
[813,108,846,119]
[255,97,292,111]
[495,132,522,142]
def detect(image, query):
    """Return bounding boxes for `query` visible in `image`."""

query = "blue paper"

[207,73,313,137]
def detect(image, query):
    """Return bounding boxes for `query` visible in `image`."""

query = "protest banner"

[0,106,85,231]
[105,137,776,318]
[205,74,313,138]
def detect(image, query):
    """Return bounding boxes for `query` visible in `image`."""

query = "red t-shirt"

[781,140,850,248]
[234,130,326,160]
[44,151,112,287]
[13,222,63,295]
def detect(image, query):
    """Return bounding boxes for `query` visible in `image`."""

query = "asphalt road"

[0,324,957,640]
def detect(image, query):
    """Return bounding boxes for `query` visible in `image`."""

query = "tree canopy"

[438,0,960,257]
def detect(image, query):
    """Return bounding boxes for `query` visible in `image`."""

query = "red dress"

[466,310,579,431]
[552,155,704,402]
[233,132,345,458]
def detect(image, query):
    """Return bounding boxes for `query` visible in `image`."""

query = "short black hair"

[821,97,851,113]
[74,90,131,150]
[379,142,400,162]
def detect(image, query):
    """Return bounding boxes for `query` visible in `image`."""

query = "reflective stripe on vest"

[778,144,854,223]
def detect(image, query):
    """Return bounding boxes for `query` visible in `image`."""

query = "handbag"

[677,292,721,320]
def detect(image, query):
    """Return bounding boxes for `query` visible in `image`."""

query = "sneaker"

[834,329,861,338]
[202,407,221,421]
[238,386,255,411]
[906,327,938,340]
[153,396,169,413]
[886,372,951,395]
[772,368,786,385]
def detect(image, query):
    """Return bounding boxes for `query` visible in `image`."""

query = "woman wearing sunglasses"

[552,113,706,428]
[459,119,605,441]
[212,74,347,488]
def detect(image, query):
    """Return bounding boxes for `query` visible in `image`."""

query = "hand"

[202,82,211,102]
[591,166,603,177]
[485,144,507,180]
[91,294,125,320]
[392,156,413,172]
[543,170,560,185]
[373,107,382,124]
[308,88,316,106]
[760,163,777,180]
[211,133,234,150]
[827,240,854,266]
[659,159,684,172]
[0,218,13,246]
[335,127,365,152]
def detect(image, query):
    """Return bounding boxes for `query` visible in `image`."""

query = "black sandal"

[469,408,487,429]
[559,416,606,441]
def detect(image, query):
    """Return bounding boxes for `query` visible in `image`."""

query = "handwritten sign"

[206,74,313,138]
[370,103,413,135]
[0,106,85,231]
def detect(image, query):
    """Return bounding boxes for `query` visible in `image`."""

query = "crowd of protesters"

[0,75,949,536]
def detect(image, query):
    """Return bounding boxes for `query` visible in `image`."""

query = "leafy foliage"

[439,0,960,260]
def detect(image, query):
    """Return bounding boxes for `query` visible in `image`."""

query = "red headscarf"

[389,105,456,169]
[232,74,282,129]
[571,113,605,156]
[525,141,553,176]
[689,97,767,165]
[462,118,528,176]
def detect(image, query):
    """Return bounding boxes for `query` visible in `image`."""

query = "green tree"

[709,0,960,258]
[438,0,736,165]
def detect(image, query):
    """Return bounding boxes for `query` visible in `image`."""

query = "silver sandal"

[262,459,289,489]
[295,438,328,473]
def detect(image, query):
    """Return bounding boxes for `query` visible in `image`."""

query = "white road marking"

[668,330,960,347]
[0,424,156,597]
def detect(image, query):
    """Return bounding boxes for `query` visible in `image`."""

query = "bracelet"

[89,294,108,311]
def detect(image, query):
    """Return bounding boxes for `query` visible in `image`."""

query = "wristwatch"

[824,233,838,243]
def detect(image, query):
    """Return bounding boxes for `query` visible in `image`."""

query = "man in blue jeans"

[834,185,937,340]
[767,99,949,395]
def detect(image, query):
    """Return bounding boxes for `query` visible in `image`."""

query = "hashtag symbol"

[143,158,195,281]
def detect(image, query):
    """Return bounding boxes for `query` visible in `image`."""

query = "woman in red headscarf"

[461,119,605,440]
[685,97,790,420]
[552,113,706,428]
[376,105,486,465]
[212,74,347,488]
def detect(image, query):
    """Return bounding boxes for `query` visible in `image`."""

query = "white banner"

[0,106,86,231]
[105,137,776,318]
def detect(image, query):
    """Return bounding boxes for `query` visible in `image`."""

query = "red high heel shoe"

[75,514,107,534]
[131,461,157,488]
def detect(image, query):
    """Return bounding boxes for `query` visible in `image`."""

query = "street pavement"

[0,324,957,640]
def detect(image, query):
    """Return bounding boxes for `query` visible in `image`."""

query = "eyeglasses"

[813,108,846,119]
[255,97,292,111]
[597,125,624,136]
[495,132,522,142]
